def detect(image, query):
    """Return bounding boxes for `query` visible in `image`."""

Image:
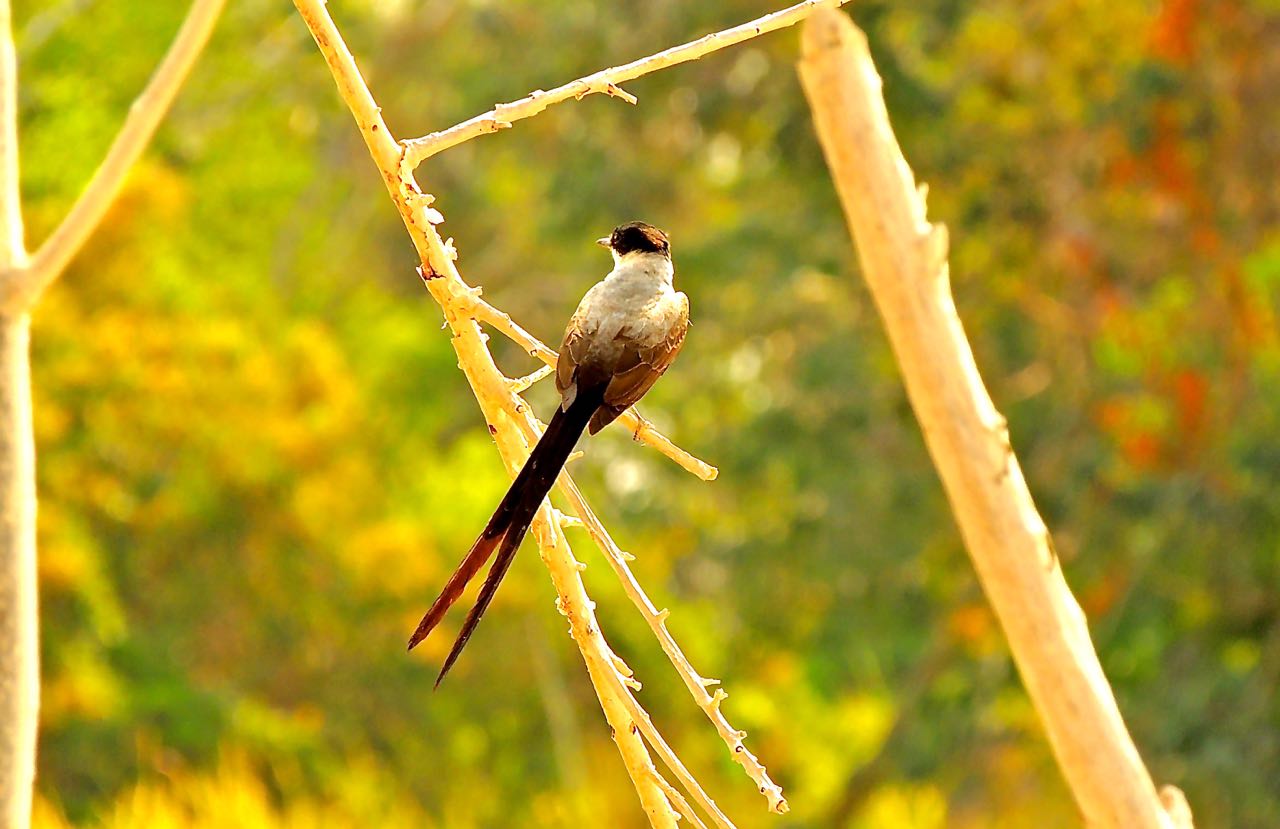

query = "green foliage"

[15,0,1280,826]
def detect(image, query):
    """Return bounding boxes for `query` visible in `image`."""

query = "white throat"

[608,250,673,287]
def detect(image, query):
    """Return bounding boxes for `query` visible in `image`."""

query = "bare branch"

[401,0,852,169]
[610,674,736,829]
[505,405,785,813]
[798,10,1193,829]
[501,396,737,829]
[653,775,711,829]
[0,3,224,820]
[558,476,787,812]
[508,364,554,394]
[0,317,35,829]
[9,0,225,312]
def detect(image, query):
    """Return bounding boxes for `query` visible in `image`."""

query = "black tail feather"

[410,386,602,685]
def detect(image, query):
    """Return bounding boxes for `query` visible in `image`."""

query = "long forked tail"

[407,386,602,686]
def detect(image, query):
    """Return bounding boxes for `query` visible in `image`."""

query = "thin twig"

[516,439,682,829]
[508,364,554,394]
[653,775,711,829]
[400,0,852,169]
[9,0,225,312]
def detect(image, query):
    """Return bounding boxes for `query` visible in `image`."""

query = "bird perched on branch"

[408,221,690,687]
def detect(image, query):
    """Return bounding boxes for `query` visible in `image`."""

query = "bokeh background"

[16,0,1280,826]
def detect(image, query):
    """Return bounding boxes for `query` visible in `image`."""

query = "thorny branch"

[400,0,852,170]
[512,411,787,813]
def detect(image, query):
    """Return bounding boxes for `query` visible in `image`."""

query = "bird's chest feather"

[579,270,678,354]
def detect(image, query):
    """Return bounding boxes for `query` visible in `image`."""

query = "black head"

[599,221,670,258]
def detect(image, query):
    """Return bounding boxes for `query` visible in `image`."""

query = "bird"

[408,221,690,687]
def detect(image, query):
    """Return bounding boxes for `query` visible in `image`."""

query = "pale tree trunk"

[0,314,34,829]
[0,0,35,823]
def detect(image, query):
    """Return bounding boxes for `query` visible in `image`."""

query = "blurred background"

[16,0,1280,826]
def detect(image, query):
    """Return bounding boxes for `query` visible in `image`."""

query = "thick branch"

[798,11,1192,829]
[9,0,225,312]
[0,4,32,825]
[0,315,35,829]
[401,0,852,168]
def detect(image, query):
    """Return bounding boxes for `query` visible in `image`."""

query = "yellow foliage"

[42,644,124,725]
[856,782,948,829]
[35,751,438,829]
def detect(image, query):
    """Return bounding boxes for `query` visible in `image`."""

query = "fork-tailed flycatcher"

[408,221,690,687]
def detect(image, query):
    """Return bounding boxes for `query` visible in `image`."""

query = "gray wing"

[555,285,603,403]
[589,292,689,435]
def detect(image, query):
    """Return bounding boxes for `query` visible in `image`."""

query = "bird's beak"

[596,237,610,248]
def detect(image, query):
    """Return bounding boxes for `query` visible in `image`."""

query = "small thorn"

[555,510,584,530]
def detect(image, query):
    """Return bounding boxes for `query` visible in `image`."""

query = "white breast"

[574,253,681,362]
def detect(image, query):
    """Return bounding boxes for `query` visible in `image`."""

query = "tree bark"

[0,314,36,829]
[0,1,34,823]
